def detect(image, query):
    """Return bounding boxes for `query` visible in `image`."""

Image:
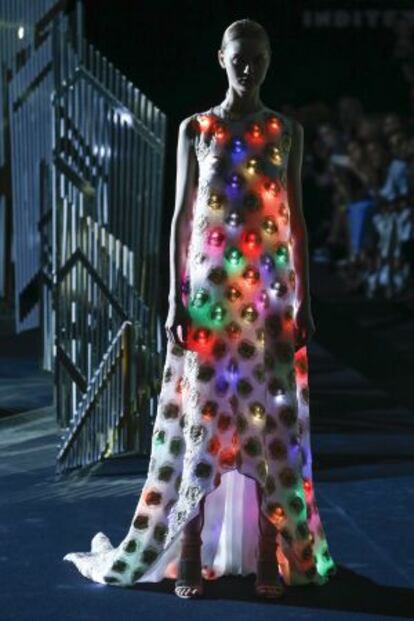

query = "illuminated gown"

[63,104,337,588]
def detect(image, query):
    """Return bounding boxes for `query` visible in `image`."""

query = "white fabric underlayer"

[140,468,259,582]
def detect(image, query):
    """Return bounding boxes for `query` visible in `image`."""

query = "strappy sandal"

[254,558,285,599]
[174,541,203,598]
[175,500,206,598]
[174,558,203,598]
[254,498,285,600]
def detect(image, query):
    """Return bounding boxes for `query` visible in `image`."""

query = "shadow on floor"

[127,566,414,617]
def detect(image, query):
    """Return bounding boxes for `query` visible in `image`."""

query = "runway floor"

[1,262,413,620]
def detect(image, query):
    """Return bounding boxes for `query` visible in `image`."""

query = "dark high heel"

[254,558,285,599]
[174,540,203,599]
[255,485,285,599]
[174,501,205,599]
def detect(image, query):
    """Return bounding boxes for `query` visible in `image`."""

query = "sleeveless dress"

[63,104,337,588]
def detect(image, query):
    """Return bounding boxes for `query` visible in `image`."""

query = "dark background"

[83,0,410,116]
[82,0,411,301]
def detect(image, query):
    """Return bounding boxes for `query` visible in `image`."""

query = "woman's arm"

[168,116,198,306]
[287,118,311,308]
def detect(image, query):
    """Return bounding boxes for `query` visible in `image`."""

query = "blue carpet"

[1,263,414,620]
[1,336,414,620]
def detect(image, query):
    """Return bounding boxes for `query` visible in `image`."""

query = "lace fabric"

[63,105,337,588]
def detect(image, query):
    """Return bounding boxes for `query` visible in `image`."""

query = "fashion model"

[64,18,337,600]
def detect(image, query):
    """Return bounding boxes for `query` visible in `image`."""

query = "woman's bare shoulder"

[178,108,212,144]
[177,114,196,139]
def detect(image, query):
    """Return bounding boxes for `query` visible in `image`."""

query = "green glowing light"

[224,246,246,274]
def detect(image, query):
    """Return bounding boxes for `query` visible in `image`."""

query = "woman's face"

[218,37,271,94]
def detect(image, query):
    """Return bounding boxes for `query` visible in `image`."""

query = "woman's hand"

[293,300,316,351]
[165,299,191,349]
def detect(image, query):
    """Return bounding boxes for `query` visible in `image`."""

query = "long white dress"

[63,104,337,588]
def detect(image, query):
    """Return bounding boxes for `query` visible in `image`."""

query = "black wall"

[83,0,411,309]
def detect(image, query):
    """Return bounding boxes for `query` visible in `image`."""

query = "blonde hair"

[220,19,271,55]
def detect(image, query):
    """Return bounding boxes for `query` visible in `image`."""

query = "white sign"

[303,10,414,28]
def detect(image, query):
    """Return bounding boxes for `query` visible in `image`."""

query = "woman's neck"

[219,88,264,115]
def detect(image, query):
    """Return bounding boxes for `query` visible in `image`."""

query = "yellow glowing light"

[262,216,278,235]
[246,157,260,175]
[269,145,282,165]
[198,114,213,132]
[250,402,266,421]
[241,304,258,323]
[208,192,224,211]
[256,328,265,346]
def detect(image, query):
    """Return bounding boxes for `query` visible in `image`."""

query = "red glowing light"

[245,121,265,146]
[263,177,280,197]
[225,321,242,340]
[187,326,216,357]
[295,347,308,378]
[219,447,237,468]
[243,266,260,286]
[303,478,313,495]
[250,122,263,139]
[226,284,243,303]
[207,227,226,247]
[197,114,214,133]
[284,305,294,322]
[202,401,218,421]
[207,435,221,454]
[214,121,229,142]
[202,567,217,580]
[269,503,286,526]
[231,432,240,450]
[245,231,260,247]
[266,115,282,134]
[194,328,210,344]
[240,229,262,259]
